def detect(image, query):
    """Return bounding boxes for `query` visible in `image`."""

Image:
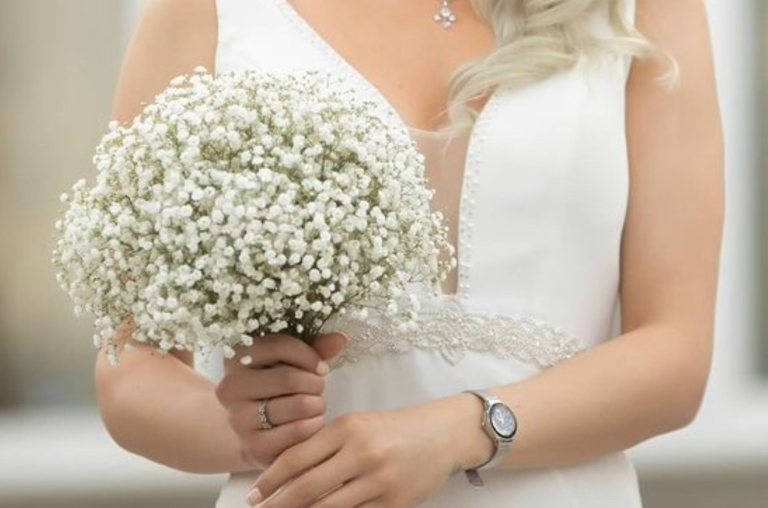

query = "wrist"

[439,393,496,471]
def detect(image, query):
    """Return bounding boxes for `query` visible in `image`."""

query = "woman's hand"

[215,332,347,469]
[247,394,491,508]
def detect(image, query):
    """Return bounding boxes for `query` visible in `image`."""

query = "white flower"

[52,69,454,362]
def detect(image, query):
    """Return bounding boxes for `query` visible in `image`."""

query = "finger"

[241,416,324,467]
[255,425,341,501]
[217,365,325,405]
[309,480,382,508]
[312,332,348,362]
[227,334,327,374]
[262,394,325,426]
[251,457,361,508]
[354,498,388,508]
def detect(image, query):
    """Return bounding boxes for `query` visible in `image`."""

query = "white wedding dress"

[213,0,641,506]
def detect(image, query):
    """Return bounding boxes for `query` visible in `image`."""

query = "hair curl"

[448,0,669,126]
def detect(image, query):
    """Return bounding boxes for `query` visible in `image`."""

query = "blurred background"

[0,0,765,507]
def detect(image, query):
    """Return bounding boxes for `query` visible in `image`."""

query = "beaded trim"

[455,91,502,300]
[323,296,585,370]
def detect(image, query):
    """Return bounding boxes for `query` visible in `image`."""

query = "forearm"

[446,324,711,471]
[95,347,252,474]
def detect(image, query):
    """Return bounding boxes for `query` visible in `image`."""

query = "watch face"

[489,403,517,439]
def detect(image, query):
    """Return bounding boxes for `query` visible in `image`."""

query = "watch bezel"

[489,402,517,440]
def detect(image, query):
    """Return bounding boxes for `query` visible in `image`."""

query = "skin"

[95,0,723,507]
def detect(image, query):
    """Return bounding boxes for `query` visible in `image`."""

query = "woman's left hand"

[246,394,490,508]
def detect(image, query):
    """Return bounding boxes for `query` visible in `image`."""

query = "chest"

[278,0,495,129]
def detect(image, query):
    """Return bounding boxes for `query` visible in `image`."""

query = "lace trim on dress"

[323,297,586,370]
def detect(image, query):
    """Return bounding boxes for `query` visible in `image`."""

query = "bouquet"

[53,69,454,363]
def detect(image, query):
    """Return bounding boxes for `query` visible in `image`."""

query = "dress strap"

[621,0,638,81]
[624,0,637,26]
[214,0,289,74]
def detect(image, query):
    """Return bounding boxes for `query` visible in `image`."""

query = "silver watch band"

[464,390,515,471]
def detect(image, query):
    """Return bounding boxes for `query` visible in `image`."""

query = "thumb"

[312,332,349,362]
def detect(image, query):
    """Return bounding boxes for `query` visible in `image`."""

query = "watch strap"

[464,390,515,471]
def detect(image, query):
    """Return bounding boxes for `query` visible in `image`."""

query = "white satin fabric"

[213,0,641,506]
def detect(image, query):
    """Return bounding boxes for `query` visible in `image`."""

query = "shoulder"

[629,0,714,91]
[140,0,218,38]
[634,0,710,41]
[111,0,218,124]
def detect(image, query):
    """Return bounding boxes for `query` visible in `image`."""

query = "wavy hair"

[448,0,669,125]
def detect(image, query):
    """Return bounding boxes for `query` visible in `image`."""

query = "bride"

[95,0,723,507]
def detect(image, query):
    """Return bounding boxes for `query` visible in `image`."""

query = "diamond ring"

[257,400,274,430]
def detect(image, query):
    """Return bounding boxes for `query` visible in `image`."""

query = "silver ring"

[257,400,274,430]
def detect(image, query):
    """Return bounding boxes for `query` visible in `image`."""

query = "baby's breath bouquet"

[53,69,454,362]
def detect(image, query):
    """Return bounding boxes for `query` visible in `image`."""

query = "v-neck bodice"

[215,0,634,344]
[217,0,501,299]
[213,2,645,508]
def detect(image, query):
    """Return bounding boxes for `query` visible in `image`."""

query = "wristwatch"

[464,390,517,471]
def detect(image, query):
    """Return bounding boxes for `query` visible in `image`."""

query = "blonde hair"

[449,0,666,125]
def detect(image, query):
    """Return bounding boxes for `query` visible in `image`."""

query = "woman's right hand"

[215,332,347,469]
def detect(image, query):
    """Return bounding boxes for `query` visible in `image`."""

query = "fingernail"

[316,360,330,376]
[246,487,263,506]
